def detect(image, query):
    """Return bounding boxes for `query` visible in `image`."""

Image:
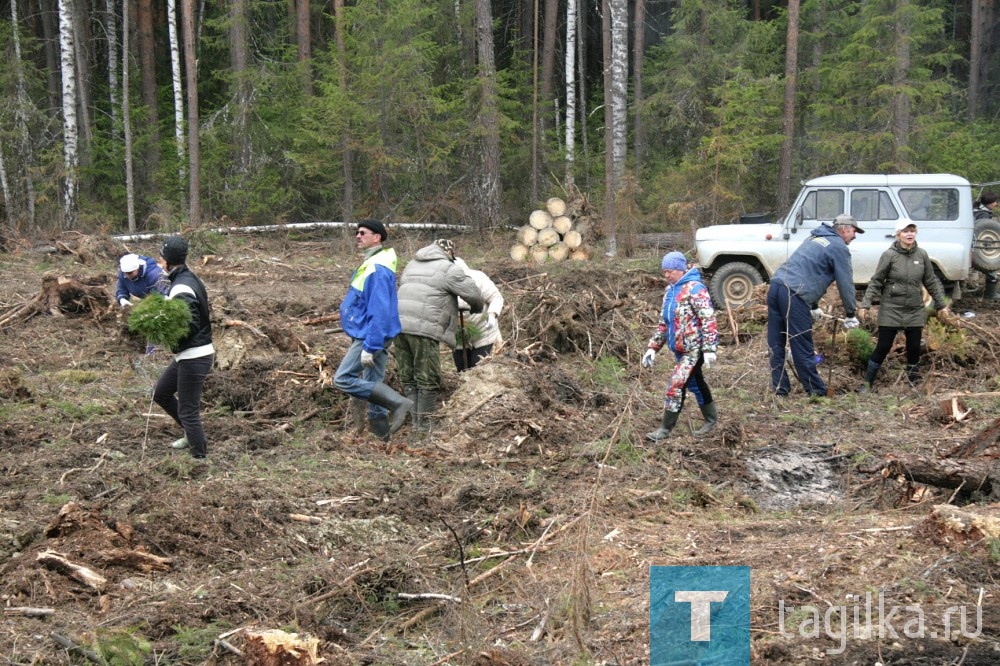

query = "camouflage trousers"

[394,333,442,390]
[662,351,712,413]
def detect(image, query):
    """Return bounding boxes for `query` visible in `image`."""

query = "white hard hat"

[119,254,141,273]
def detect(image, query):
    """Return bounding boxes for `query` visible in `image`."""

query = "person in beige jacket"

[452,256,504,371]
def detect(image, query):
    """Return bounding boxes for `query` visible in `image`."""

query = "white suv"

[694,174,993,307]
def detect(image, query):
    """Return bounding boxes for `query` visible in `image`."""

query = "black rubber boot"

[906,363,920,387]
[645,410,680,442]
[368,383,414,435]
[693,402,718,437]
[368,415,390,442]
[403,385,419,430]
[859,360,881,394]
[984,274,999,300]
[415,389,438,434]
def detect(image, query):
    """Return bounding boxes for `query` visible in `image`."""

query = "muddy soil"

[1,232,999,665]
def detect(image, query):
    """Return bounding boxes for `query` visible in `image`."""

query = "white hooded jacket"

[454,257,504,348]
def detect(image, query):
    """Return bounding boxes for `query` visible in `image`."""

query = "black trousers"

[453,343,494,372]
[154,354,214,457]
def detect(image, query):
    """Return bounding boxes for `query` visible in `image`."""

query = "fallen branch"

[223,319,268,340]
[289,513,322,524]
[397,592,461,603]
[51,632,107,666]
[3,607,55,617]
[37,550,107,592]
[302,313,341,326]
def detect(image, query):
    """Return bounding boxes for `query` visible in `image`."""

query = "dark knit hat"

[357,219,388,242]
[160,235,189,265]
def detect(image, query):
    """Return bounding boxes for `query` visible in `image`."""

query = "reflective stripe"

[350,248,397,291]
[168,284,197,299]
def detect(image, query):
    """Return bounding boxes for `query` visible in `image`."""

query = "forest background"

[0,0,997,241]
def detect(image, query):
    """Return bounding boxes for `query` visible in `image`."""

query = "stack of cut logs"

[510,197,590,263]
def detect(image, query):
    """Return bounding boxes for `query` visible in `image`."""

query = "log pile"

[510,193,596,263]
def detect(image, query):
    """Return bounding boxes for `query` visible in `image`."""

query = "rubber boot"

[645,410,680,442]
[170,436,189,449]
[415,389,438,434]
[859,360,881,394]
[906,363,920,387]
[984,274,999,300]
[693,402,718,437]
[368,383,414,435]
[368,414,390,442]
[403,385,419,431]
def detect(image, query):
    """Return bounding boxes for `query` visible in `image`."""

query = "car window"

[850,190,900,221]
[899,188,959,221]
[802,190,844,221]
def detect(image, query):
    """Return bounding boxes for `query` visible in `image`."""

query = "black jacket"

[167,265,213,355]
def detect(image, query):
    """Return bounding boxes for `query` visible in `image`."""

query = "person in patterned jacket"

[640,251,719,442]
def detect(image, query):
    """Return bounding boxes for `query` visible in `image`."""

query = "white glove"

[703,352,717,369]
[842,317,860,330]
[810,308,824,322]
[485,313,498,331]
[641,349,656,368]
[119,298,132,307]
[360,350,375,368]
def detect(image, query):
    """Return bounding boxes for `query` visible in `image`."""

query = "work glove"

[703,352,717,369]
[119,298,132,308]
[842,316,860,330]
[641,349,656,368]
[360,350,375,368]
[484,313,498,331]
[810,308,824,322]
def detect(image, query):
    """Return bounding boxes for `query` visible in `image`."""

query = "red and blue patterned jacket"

[647,267,718,356]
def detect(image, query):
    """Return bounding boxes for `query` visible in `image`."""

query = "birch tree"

[0,146,11,230]
[564,0,576,185]
[168,0,187,202]
[604,0,627,257]
[104,0,120,143]
[58,0,79,228]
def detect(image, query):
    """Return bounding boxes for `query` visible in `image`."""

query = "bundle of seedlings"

[127,294,191,349]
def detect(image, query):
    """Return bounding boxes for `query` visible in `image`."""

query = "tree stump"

[243,630,320,666]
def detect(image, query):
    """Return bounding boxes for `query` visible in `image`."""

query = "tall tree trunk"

[167,0,187,206]
[539,0,558,144]
[602,0,616,257]
[296,0,311,95]
[230,0,251,181]
[104,0,120,144]
[778,0,799,213]
[58,0,79,228]
[564,0,576,186]
[334,0,352,222]
[122,0,136,232]
[11,0,38,228]
[609,0,627,184]
[182,0,201,225]
[137,0,160,175]
[71,0,93,151]
[632,0,645,172]
[577,1,588,192]
[0,145,11,231]
[473,0,502,229]
[39,0,62,118]
[968,0,986,120]
[892,0,911,168]
[531,0,539,203]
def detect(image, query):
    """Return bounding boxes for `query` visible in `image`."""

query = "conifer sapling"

[127,294,192,349]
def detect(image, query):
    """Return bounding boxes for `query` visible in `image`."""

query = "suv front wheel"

[708,261,764,309]
[972,218,1000,273]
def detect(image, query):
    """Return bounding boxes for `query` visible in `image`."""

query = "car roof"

[803,174,971,188]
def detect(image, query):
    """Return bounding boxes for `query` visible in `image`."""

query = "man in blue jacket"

[767,214,862,397]
[333,220,413,440]
[115,253,168,307]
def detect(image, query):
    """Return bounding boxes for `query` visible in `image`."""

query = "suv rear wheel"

[708,261,763,308]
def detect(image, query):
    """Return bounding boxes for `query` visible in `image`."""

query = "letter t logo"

[675,590,729,641]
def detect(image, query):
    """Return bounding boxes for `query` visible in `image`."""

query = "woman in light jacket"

[452,257,504,371]
[858,220,949,392]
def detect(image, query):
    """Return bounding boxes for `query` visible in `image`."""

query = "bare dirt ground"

[2,230,1000,665]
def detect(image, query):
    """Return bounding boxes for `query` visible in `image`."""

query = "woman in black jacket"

[152,236,215,459]
[975,192,999,300]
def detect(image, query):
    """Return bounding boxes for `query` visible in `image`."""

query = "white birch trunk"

[167,0,187,195]
[58,0,79,228]
[10,0,37,227]
[122,0,136,232]
[564,0,577,184]
[104,0,119,142]
[609,0,627,183]
[0,146,11,228]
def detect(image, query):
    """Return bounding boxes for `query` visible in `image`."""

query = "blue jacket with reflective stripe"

[771,224,857,314]
[340,247,401,353]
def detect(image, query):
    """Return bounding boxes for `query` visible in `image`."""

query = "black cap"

[160,236,189,265]
[357,219,388,242]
